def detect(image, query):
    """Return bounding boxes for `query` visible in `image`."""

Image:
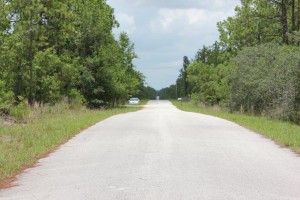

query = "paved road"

[1,100,300,200]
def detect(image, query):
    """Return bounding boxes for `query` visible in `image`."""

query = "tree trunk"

[183,71,187,97]
[298,0,300,30]
[281,0,289,44]
[29,0,34,106]
[183,56,190,97]
[16,64,22,97]
[292,0,296,31]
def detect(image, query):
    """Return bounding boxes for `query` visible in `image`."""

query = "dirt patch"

[0,135,12,143]
[0,117,14,127]
[0,177,17,190]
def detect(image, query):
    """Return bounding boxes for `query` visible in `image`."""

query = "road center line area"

[1,100,300,200]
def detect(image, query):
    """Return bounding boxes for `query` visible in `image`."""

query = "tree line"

[162,0,300,124]
[0,0,153,114]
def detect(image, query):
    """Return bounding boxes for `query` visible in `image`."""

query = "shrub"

[190,93,202,105]
[9,97,30,122]
[67,89,85,109]
[230,43,300,123]
[0,81,14,117]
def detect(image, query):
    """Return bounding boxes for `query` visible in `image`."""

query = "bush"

[67,89,85,109]
[190,93,202,105]
[0,81,14,117]
[230,43,300,123]
[187,61,231,106]
[9,97,30,122]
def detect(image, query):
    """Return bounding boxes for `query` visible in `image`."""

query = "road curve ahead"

[1,100,300,200]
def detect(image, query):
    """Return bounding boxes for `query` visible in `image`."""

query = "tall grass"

[0,103,143,187]
[172,100,300,154]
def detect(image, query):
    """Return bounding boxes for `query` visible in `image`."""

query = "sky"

[107,0,240,90]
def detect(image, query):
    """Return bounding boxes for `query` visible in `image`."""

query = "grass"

[0,104,145,187]
[172,100,300,154]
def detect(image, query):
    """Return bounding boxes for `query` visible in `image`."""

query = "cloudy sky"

[107,0,240,90]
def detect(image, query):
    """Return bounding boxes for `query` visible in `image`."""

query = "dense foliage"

[161,0,300,124]
[0,0,145,113]
[137,84,157,100]
[231,44,300,122]
[159,84,177,99]
[187,42,233,106]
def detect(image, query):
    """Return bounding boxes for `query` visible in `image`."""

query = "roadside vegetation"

[160,0,300,126]
[163,0,300,153]
[0,0,156,188]
[0,100,146,188]
[172,100,300,154]
[0,0,156,111]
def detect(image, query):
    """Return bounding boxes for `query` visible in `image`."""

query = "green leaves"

[185,43,232,106]
[218,0,284,49]
[231,43,300,122]
[167,0,300,125]
[0,0,143,108]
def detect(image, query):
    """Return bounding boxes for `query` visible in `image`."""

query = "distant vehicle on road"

[129,97,140,105]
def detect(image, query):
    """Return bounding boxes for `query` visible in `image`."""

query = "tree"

[269,0,289,44]
[0,0,144,108]
[137,83,157,100]
[182,56,190,96]
[185,43,232,105]
[230,43,300,122]
[159,85,177,99]
[217,0,289,48]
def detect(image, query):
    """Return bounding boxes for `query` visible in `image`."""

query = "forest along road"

[1,101,300,200]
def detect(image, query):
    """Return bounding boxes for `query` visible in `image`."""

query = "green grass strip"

[0,105,143,185]
[172,100,300,154]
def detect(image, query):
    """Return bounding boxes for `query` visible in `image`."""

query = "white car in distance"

[129,97,140,105]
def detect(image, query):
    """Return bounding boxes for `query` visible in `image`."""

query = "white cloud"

[129,0,238,10]
[108,0,240,89]
[150,8,234,34]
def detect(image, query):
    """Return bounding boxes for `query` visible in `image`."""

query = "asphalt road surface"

[1,100,300,200]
